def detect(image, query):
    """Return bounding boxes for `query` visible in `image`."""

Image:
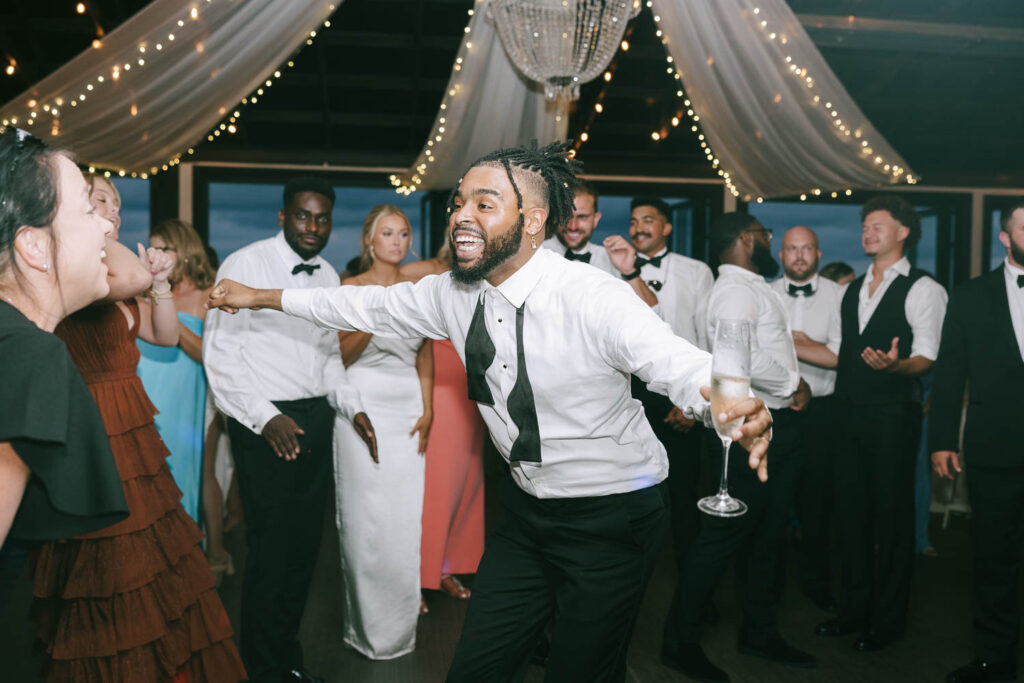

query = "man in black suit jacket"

[931,199,1024,683]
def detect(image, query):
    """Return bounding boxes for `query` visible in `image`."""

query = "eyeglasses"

[745,227,773,241]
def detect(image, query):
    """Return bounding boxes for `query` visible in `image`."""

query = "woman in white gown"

[334,205,433,659]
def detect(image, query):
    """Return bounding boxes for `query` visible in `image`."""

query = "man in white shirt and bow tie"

[769,226,844,615]
[208,143,774,683]
[204,178,376,683]
[665,212,813,682]
[540,179,616,276]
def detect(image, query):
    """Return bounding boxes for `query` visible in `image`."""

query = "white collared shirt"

[1003,258,1024,362]
[282,247,714,499]
[858,256,947,360]
[541,236,618,276]
[698,265,800,409]
[770,274,843,397]
[636,248,715,345]
[203,231,364,434]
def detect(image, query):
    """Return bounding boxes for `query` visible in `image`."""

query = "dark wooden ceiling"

[2,0,1023,190]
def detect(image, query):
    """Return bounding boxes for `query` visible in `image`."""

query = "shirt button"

[497,318,503,323]
[502,363,508,369]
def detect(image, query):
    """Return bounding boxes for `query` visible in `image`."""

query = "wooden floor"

[2,497,1022,682]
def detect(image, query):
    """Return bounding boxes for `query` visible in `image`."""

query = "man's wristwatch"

[622,268,642,281]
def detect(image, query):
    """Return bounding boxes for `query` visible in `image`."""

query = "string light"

[1,1,338,177]
[747,6,916,191]
[393,6,478,195]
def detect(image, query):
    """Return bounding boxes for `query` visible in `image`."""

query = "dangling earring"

[530,233,537,250]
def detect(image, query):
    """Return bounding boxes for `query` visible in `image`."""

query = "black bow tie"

[1018,274,1024,288]
[788,283,813,297]
[292,263,321,276]
[564,249,591,264]
[635,253,666,269]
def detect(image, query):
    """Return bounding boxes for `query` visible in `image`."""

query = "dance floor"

[2,467,1022,682]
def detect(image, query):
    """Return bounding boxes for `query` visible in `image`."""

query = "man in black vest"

[931,199,1024,683]
[816,196,947,652]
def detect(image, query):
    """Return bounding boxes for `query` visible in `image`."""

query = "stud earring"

[43,262,50,273]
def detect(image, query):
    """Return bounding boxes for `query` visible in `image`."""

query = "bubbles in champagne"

[710,374,751,439]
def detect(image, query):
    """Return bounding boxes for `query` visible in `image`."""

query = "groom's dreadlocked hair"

[447,140,582,238]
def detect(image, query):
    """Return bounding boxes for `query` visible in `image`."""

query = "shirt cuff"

[281,288,314,320]
[333,391,366,422]
[250,403,281,435]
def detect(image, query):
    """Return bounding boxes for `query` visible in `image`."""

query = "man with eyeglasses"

[664,212,813,682]
[769,226,844,616]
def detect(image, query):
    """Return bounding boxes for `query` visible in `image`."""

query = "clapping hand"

[861,336,899,372]
[602,235,637,274]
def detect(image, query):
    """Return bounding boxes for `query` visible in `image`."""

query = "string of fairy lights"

[1,0,337,180]
[390,6,478,196]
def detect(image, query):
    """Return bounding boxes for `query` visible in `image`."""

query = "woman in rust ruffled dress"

[33,176,246,682]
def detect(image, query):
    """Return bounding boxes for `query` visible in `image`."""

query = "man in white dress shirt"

[208,143,774,683]
[665,212,813,682]
[203,178,376,683]
[540,179,616,275]
[816,195,947,653]
[769,226,844,615]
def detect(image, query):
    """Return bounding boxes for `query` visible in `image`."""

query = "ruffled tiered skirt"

[31,373,246,682]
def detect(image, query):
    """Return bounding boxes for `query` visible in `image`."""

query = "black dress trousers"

[833,400,920,638]
[227,396,335,683]
[796,394,837,601]
[447,473,667,683]
[966,464,1024,665]
[664,408,802,647]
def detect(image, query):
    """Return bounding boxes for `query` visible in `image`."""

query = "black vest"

[835,267,927,405]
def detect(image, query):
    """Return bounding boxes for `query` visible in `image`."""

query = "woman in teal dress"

[137,220,216,525]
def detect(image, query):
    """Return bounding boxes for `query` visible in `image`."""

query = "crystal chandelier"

[489,0,641,101]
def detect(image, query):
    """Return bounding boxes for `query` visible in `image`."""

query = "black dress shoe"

[661,642,730,682]
[815,618,862,637]
[854,630,900,652]
[947,658,1017,683]
[284,669,325,683]
[737,634,817,668]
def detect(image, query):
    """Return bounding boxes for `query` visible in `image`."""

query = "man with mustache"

[207,143,775,682]
[816,195,946,653]
[664,212,812,682]
[769,226,844,615]
[204,177,376,683]
[931,199,1024,683]
[540,179,617,276]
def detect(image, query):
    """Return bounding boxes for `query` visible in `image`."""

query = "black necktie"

[788,283,813,297]
[1017,274,1024,288]
[292,263,321,276]
[463,296,541,463]
[635,253,665,269]
[564,249,592,264]
[507,304,541,463]
[465,296,495,406]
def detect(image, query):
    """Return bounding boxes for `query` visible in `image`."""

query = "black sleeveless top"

[835,268,927,405]
[0,300,128,541]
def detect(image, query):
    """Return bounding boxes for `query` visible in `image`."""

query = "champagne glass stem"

[717,437,732,497]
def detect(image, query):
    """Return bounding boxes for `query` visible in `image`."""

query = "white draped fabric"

[0,0,336,174]
[394,0,568,192]
[649,0,915,198]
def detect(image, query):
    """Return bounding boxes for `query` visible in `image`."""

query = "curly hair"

[860,195,921,249]
[448,140,582,239]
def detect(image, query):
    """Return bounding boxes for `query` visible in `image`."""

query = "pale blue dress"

[136,312,206,522]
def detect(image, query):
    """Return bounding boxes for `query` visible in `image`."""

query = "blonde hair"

[151,219,216,289]
[358,204,410,274]
[84,173,121,208]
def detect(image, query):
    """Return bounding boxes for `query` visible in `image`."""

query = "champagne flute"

[698,318,752,517]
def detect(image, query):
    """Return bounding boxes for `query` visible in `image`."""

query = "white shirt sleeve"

[826,294,843,355]
[203,258,282,434]
[589,279,712,423]
[905,277,948,361]
[281,274,451,339]
[322,345,365,421]
[709,281,797,399]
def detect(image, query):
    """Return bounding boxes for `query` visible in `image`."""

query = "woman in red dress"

[33,196,247,680]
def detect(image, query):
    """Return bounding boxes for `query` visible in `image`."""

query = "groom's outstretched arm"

[208,274,451,340]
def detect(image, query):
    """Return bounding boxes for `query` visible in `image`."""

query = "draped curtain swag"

[0,0,337,175]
